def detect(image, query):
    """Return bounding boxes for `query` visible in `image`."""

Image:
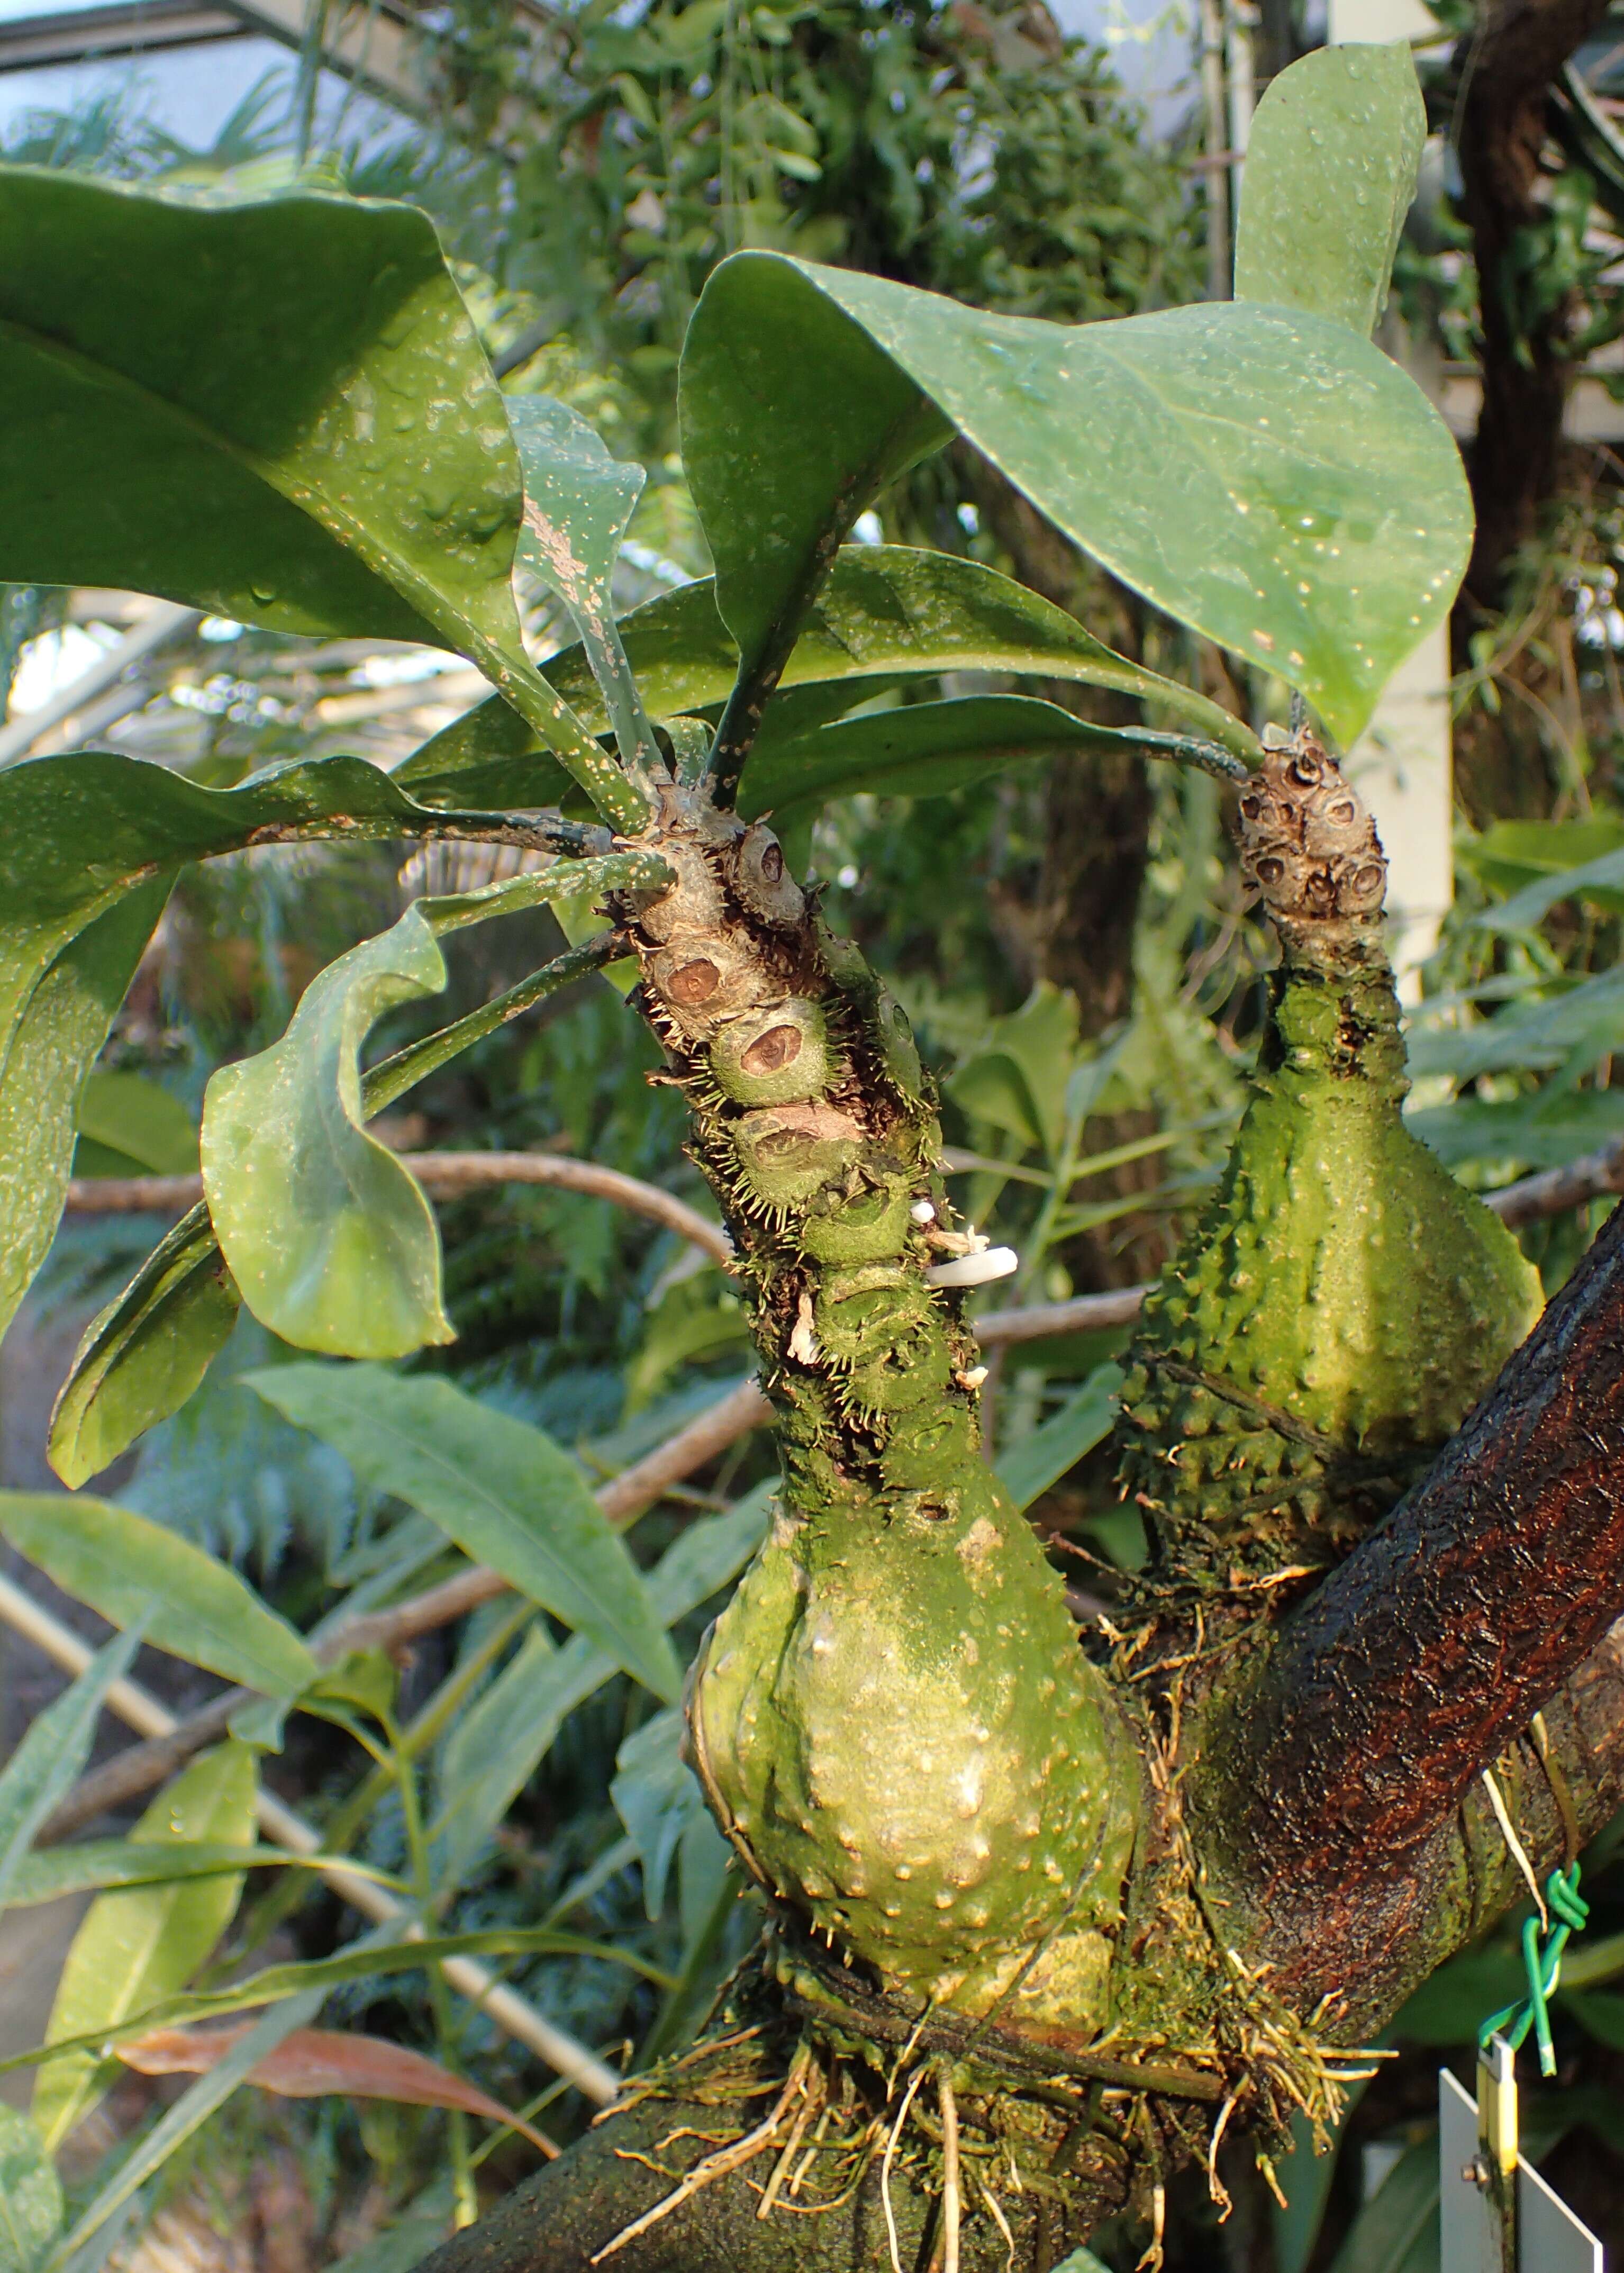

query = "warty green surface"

[619,785,1137,2023]
[693,1473,1136,2018]
[1118,954,1544,1577]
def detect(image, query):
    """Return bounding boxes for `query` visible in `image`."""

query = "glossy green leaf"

[48,1208,242,1490]
[46,1991,323,2271]
[0,167,639,829]
[1563,1988,1624,2048]
[399,544,1258,807]
[48,934,616,1488]
[1389,1948,1522,2043]
[33,1741,257,2150]
[747,695,1242,832]
[0,1627,143,1918]
[683,253,1469,748]
[995,1365,1123,1512]
[0,880,171,1350]
[0,169,514,646]
[1235,43,1425,338]
[509,394,658,773]
[4,1928,670,2082]
[74,1071,198,1178]
[0,2107,61,2273]
[5,1842,393,1908]
[247,1362,681,1701]
[0,1494,316,1698]
[202,853,664,1360]
[679,253,954,785]
[204,905,453,1362]
[0,747,532,1350]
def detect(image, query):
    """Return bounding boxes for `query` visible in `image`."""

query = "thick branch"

[1202,1194,1624,2006]
[411,2072,1105,2273]
[1455,0,1610,600]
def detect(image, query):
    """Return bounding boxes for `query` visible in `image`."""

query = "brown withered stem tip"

[1237,729,1388,928]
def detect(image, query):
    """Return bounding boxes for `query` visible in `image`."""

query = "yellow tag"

[1477,2035,1518,2179]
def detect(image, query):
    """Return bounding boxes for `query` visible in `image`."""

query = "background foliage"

[4,7,1624,2272]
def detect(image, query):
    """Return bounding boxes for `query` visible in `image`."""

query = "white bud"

[910,1198,937,1224]
[925,1246,1019,1289]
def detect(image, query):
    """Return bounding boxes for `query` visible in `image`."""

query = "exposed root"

[938,2072,963,2273]
[881,2064,930,2273]
[590,2050,813,2263]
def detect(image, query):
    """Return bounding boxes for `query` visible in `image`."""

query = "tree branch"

[66,1137,1624,1342]
[1454,0,1612,600]
[65,1152,735,1273]
[1201,1195,1624,2013]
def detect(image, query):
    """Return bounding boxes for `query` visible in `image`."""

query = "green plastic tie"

[1477,1862,1589,2078]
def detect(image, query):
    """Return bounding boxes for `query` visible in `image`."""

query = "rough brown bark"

[1201,1196,1624,2014]
[1456,0,1611,603]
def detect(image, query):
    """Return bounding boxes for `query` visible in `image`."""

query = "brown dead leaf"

[117,2024,559,2158]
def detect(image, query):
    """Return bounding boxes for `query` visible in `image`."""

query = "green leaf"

[1405,966,1624,1085]
[202,854,665,1360]
[0,2107,61,2273]
[4,1927,671,2080]
[747,695,1241,833]
[48,1206,241,1491]
[947,982,1083,1161]
[1324,2137,1437,2273]
[0,169,513,647]
[1406,1088,1624,1174]
[4,1842,395,1909]
[33,1740,258,2150]
[74,1071,198,1178]
[1472,843,1624,932]
[611,1706,710,1922]
[0,167,639,829]
[995,1365,1123,1512]
[1562,1988,1624,2049]
[246,1362,682,1701]
[0,1494,316,1698]
[397,545,1259,806]
[1235,43,1426,339]
[44,1991,323,2271]
[204,905,453,1361]
[509,394,658,774]
[432,1626,604,1891]
[683,253,1469,748]
[1389,1948,1522,2044]
[1,879,171,1350]
[48,933,616,1488]
[428,1490,770,1887]
[679,252,954,789]
[0,747,539,1350]
[0,1626,143,1917]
